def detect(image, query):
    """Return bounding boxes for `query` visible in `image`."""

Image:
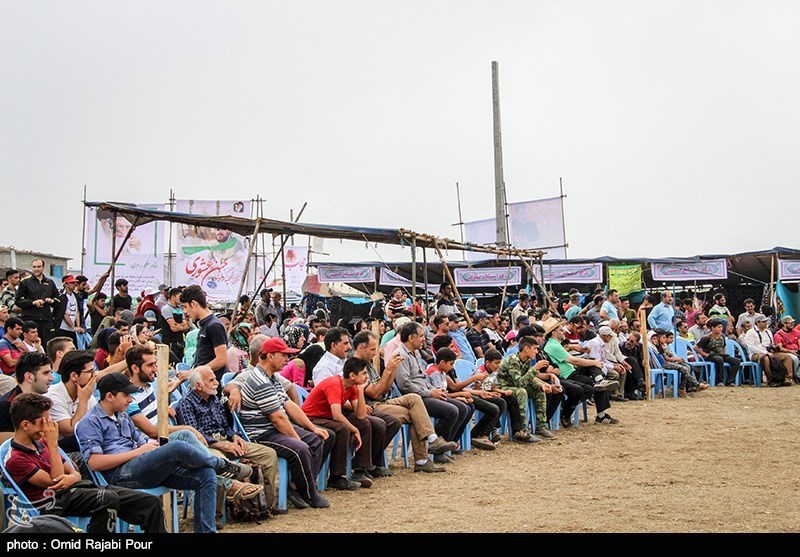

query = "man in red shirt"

[774,315,800,383]
[0,317,25,378]
[302,357,373,491]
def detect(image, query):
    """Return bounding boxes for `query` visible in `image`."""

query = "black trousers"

[32,319,55,345]
[624,357,645,394]
[708,354,741,385]
[49,481,166,533]
[471,396,505,437]
[560,379,590,421]
[569,370,610,413]
[500,393,524,433]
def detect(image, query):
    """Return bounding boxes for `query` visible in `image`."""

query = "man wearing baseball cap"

[76,372,252,533]
[53,275,85,346]
[466,309,491,359]
[238,337,332,509]
[774,315,800,383]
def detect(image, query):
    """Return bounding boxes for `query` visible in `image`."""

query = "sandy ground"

[203,385,800,533]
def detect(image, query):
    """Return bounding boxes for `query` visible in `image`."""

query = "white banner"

[779,260,800,281]
[454,266,522,288]
[175,199,253,303]
[651,259,728,282]
[84,204,164,296]
[379,268,441,294]
[508,197,567,259]
[533,263,604,284]
[283,246,308,294]
[463,218,497,262]
[317,266,375,283]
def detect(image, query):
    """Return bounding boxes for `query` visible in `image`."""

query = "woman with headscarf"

[227,322,252,373]
[280,343,325,389]
[282,325,308,352]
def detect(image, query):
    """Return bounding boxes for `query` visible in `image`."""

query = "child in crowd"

[473,349,524,444]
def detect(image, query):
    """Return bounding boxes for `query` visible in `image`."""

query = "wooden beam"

[432,240,473,329]
[639,307,650,399]
[155,343,173,532]
[229,218,262,332]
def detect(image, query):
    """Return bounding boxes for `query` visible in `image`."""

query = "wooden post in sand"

[639,307,650,399]
[156,343,173,532]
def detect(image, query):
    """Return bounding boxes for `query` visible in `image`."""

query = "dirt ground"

[212,385,800,533]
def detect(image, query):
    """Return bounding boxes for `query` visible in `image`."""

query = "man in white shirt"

[44,349,97,451]
[21,321,44,353]
[583,327,623,393]
[312,327,351,386]
[744,315,793,387]
[56,275,85,345]
[736,298,765,336]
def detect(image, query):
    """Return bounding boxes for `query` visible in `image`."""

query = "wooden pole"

[229,219,262,332]
[770,253,776,309]
[491,61,508,248]
[80,186,87,274]
[250,204,308,301]
[432,241,473,329]
[499,260,512,312]
[110,211,117,293]
[518,256,558,314]
[371,319,381,372]
[411,237,417,301]
[155,343,173,531]
[280,234,287,309]
[422,247,430,319]
[639,307,650,399]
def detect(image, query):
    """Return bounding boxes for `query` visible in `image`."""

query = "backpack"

[767,354,788,385]
[225,458,275,523]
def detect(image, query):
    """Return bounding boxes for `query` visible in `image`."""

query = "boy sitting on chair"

[5,393,167,533]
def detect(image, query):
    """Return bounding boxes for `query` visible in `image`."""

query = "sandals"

[226,482,264,502]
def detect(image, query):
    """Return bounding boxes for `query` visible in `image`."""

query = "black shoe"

[350,471,373,488]
[560,417,573,429]
[217,460,252,481]
[595,413,620,425]
[287,488,309,509]
[610,394,627,402]
[433,453,455,464]
[329,476,361,491]
[414,460,445,473]
[307,493,330,508]
[368,466,394,478]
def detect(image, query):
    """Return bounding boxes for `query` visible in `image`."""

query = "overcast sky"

[2,1,798,270]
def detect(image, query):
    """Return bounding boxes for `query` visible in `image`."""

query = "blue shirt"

[449,329,476,364]
[601,301,619,320]
[505,344,520,357]
[648,302,675,331]
[75,403,149,483]
[175,390,235,445]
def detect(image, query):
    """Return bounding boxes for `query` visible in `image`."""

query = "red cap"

[261,337,300,354]
[62,275,77,284]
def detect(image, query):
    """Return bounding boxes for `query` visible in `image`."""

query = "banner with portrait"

[175,199,253,303]
[84,204,164,296]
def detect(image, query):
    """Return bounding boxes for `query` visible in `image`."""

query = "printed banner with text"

[84,204,164,296]
[651,259,728,282]
[317,266,375,283]
[608,264,642,296]
[777,260,800,282]
[532,263,603,284]
[454,266,522,288]
[283,246,308,294]
[175,199,252,303]
[379,268,441,294]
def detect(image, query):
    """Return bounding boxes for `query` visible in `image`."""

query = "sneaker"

[368,466,394,478]
[414,460,446,473]
[595,414,620,425]
[512,430,541,444]
[329,476,361,491]
[428,437,458,455]
[594,379,620,392]
[471,436,496,451]
[287,488,309,509]
[535,428,556,440]
[350,471,373,489]
[433,453,455,464]
[217,460,252,481]
[610,394,627,402]
[560,417,573,429]
[489,429,502,443]
[307,493,330,508]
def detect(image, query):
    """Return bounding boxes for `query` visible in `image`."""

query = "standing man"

[254,289,272,327]
[111,279,132,312]
[736,299,765,336]
[154,284,170,310]
[708,294,732,332]
[53,275,85,346]
[648,291,675,332]
[1,269,21,316]
[161,287,189,361]
[180,285,228,381]
[15,259,59,345]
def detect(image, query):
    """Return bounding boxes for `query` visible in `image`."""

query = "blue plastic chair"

[673,338,714,385]
[175,363,192,372]
[475,358,485,369]
[725,338,760,387]
[220,372,236,387]
[0,440,90,531]
[647,347,679,399]
[387,384,411,468]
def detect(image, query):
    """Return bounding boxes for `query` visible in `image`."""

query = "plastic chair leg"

[277,458,288,512]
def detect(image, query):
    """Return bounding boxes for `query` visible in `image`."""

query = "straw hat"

[541,317,566,336]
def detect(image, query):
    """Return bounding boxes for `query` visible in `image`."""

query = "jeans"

[471,396,503,438]
[112,439,223,533]
[707,354,740,385]
[422,397,472,442]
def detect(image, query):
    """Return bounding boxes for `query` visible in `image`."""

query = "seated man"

[773,315,800,383]
[354,330,456,473]
[301,357,373,490]
[0,351,55,432]
[472,349,526,439]
[6,393,166,533]
[744,315,793,387]
[175,366,277,501]
[688,313,711,343]
[44,349,97,452]
[695,319,740,387]
[238,337,331,509]
[394,321,472,459]
[497,336,562,438]
[75,373,251,534]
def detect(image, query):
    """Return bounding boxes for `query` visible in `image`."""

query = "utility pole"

[492,61,508,248]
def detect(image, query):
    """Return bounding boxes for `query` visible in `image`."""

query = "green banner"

[608,265,642,296]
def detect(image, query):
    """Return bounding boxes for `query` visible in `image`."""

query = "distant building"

[0,246,71,280]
